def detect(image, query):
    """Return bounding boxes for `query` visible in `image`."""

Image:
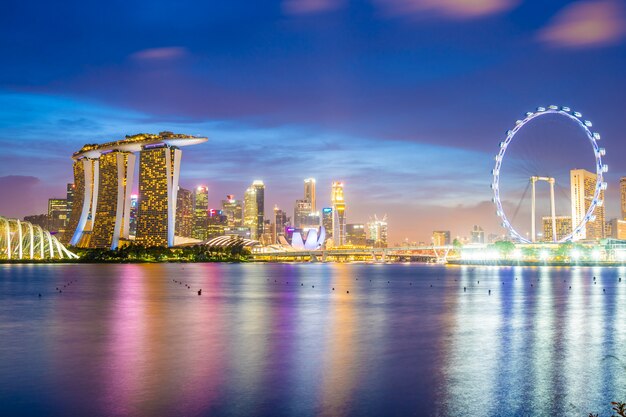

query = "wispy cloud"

[537,0,626,48]
[130,47,188,61]
[282,0,342,16]
[373,0,519,20]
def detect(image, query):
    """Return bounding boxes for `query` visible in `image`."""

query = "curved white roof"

[73,131,207,159]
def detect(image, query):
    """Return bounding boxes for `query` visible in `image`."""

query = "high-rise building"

[621,177,626,219]
[66,157,99,246]
[294,199,312,228]
[129,194,138,238]
[244,185,259,239]
[608,218,626,240]
[48,198,68,235]
[192,186,208,240]
[542,216,572,242]
[367,215,388,247]
[274,206,289,244]
[91,151,135,249]
[331,181,346,246]
[432,231,450,246]
[135,145,182,247]
[322,207,333,240]
[176,187,194,238]
[471,225,485,244]
[304,178,316,212]
[207,209,228,239]
[222,195,243,227]
[253,180,265,239]
[66,132,207,247]
[346,223,366,246]
[571,169,605,241]
[66,183,75,215]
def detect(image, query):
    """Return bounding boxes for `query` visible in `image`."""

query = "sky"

[0,0,625,244]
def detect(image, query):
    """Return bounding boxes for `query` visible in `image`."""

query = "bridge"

[1,215,78,260]
[251,245,455,263]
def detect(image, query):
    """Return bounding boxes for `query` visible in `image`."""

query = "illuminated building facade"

[304,178,316,212]
[471,225,485,244]
[322,207,333,243]
[48,198,68,235]
[222,195,243,227]
[367,215,388,247]
[136,145,182,247]
[331,181,346,246]
[432,231,450,246]
[66,132,207,248]
[207,209,228,239]
[129,194,138,237]
[192,186,208,240]
[609,218,626,240]
[542,216,572,242]
[244,185,259,239]
[346,223,366,246]
[176,187,193,238]
[91,151,136,249]
[294,199,312,228]
[253,180,265,240]
[571,169,605,241]
[67,157,99,246]
[274,206,289,244]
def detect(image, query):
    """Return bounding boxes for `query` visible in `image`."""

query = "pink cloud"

[373,0,519,20]
[538,0,626,48]
[283,0,342,15]
[130,47,188,61]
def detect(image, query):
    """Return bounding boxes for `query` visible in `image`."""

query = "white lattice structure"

[0,216,78,260]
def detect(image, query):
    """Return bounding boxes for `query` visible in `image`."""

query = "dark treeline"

[72,243,251,263]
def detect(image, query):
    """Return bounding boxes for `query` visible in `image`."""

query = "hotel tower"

[66,132,207,249]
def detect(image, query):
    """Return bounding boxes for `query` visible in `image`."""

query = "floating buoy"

[464,287,466,292]
[347,291,349,294]
[198,289,202,295]
[488,290,491,295]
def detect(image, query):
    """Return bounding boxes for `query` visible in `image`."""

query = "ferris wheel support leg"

[531,178,536,243]
[550,180,557,242]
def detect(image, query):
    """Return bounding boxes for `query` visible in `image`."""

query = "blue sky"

[0,0,625,243]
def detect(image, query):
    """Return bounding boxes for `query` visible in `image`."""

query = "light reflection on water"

[0,263,625,417]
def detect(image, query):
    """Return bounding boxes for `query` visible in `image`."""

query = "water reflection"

[0,264,625,417]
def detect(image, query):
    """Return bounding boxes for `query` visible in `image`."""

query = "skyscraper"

[66,132,207,247]
[621,177,626,219]
[253,180,265,239]
[331,181,346,246]
[222,195,243,227]
[192,186,208,240]
[571,169,605,241]
[176,187,194,238]
[136,145,182,247]
[432,231,451,246]
[48,198,68,234]
[322,207,333,241]
[367,215,388,247]
[244,185,258,239]
[274,206,289,244]
[304,178,316,212]
[346,223,366,246]
[294,199,312,228]
[207,209,228,239]
[542,216,572,242]
[470,225,485,244]
[67,157,99,246]
[91,151,135,249]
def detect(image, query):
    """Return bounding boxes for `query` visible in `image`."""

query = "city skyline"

[1,1,626,243]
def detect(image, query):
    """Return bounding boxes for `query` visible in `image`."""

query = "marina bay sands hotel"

[65,132,207,249]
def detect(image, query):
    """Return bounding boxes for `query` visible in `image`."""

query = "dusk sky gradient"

[1,0,625,243]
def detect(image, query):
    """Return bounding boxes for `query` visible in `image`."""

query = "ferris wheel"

[491,105,607,243]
